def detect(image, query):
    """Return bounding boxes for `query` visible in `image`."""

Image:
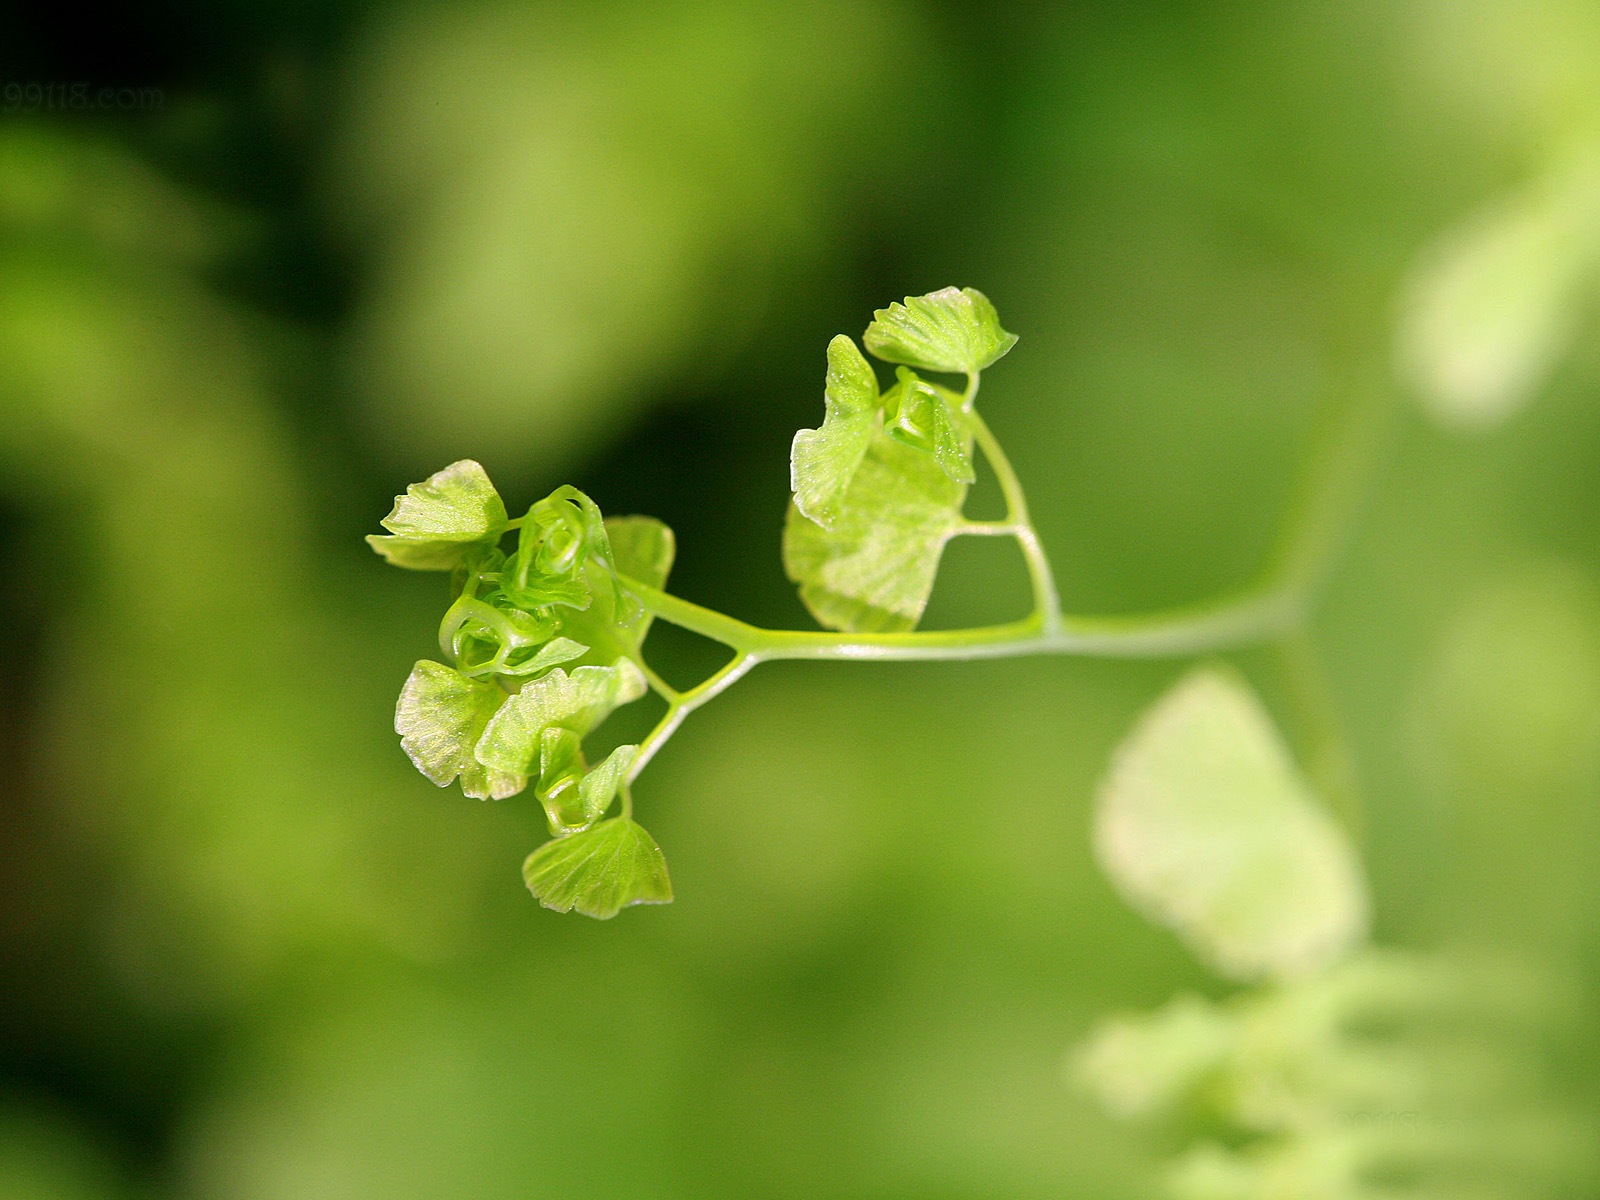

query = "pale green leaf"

[1398,152,1600,431]
[1094,666,1369,981]
[783,430,967,632]
[578,744,637,824]
[474,659,646,776]
[367,459,508,569]
[394,660,525,800]
[523,817,672,918]
[863,286,1018,375]
[1073,995,1235,1120]
[790,335,881,527]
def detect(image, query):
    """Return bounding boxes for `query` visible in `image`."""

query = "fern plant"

[369,287,1375,918]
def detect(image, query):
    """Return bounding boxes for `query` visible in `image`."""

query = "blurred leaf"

[782,432,967,632]
[335,0,946,470]
[1397,147,1600,431]
[523,817,672,918]
[863,286,1018,375]
[1073,995,1234,1121]
[367,459,508,570]
[1094,666,1369,981]
[475,660,646,777]
[790,334,881,527]
[395,660,525,800]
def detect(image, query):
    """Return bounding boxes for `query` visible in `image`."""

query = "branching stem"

[612,366,1387,780]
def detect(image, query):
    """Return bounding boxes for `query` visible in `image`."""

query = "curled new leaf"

[523,817,673,918]
[884,367,974,484]
[1093,666,1369,981]
[534,735,635,834]
[395,660,525,799]
[863,286,1018,375]
[790,334,881,528]
[367,460,509,570]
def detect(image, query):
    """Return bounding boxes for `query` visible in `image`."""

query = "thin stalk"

[625,653,757,783]
[968,403,1063,632]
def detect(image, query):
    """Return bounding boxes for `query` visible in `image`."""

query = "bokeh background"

[2,2,1599,1197]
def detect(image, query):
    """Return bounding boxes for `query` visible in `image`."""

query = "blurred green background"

[2,2,1598,1197]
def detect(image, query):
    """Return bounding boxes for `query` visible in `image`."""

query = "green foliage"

[862,286,1018,375]
[1074,952,1592,1200]
[372,464,671,903]
[395,660,523,801]
[476,661,646,786]
[371,289,1375,947]
[366,459,509,569]
[522,817,673,918]
[1094,666,1369,981]
[789,335,879,527]
[783,432,968,633]
[780,287,1010,633]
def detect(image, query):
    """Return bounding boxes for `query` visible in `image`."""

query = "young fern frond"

[370,287,1375,918]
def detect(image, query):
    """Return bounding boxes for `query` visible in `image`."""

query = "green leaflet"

[523,817,673,918]
[790,335,881,528]
[783,429,968,633]
[394,660,525,800]
[884,367,974,484]
[863,286,1018,375]
[367,459,509,570]
[474,659,647,777]
[1093,666,1369,981]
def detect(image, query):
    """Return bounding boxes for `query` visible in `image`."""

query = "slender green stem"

[603,369,1387,796]
[967,401,1063,631]
[625,652,757,784]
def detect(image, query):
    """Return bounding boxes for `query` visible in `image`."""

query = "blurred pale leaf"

[1094,666,1369,981]
[1397,148,1600,430]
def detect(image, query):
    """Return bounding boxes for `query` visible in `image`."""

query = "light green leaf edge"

[863,286,1018,375]
[368,459,508,570]
[395,660,525,800]
[475,659,647,776]
[790,335,881,528]
[1093,665,1369,982]
[783,430,967,633]
[578,744,637,824]
[523,817,673,918]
